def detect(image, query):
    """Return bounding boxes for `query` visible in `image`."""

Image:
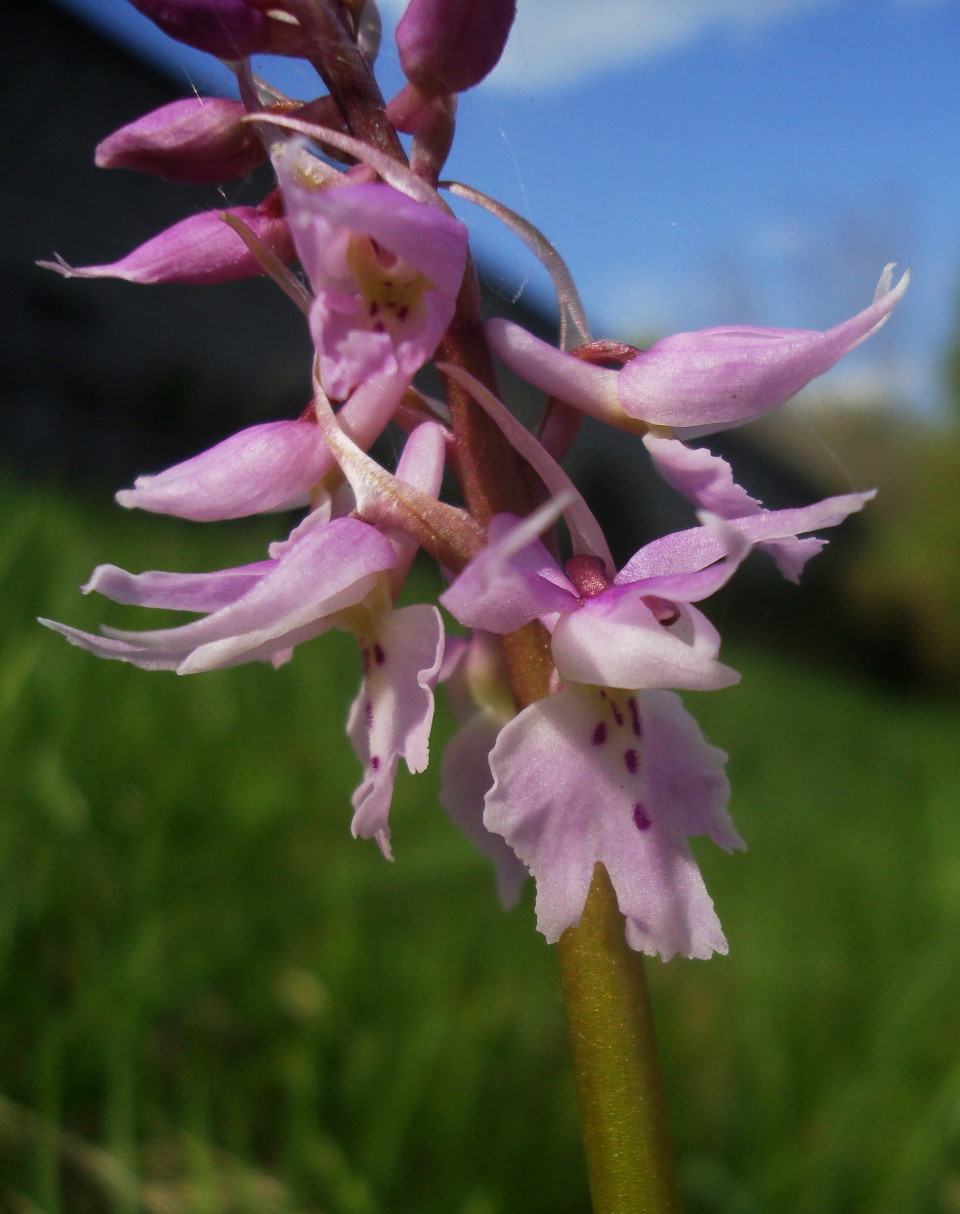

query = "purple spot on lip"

[373,643,386,666]
[609,700,624,727]
[632,803,651,831]
[628,697,642,739]
[624,749,638,773]
[591,722,607,746]
[370,755,381,772]
[364,700,374,728]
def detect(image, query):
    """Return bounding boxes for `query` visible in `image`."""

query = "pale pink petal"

[643,434,761,517]
[484,686,739,959]
[388,421,450,576]
[83,562,273,612]
[38,204,294,286]
[552,593,739,692]
[643,433,829,582]
[617,491,874,583]
[485,318,622,423]
[618,268,909,428]
[116,421,331,521]
[42,518,395,674]
[440,509,579,634]
[348,604,445,858]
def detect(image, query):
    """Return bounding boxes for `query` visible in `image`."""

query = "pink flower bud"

[38,194,293,286]
[128,0,270,58]
[95,98,266,185]
[396,0,516,94]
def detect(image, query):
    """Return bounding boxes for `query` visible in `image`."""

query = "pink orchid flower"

[39,513,396,674]
[275,140,468,398]
[396,0,517,95]
[340,423,448,859]
[39,512,395,674]
[43,423,450,861]
[440,491,871,957]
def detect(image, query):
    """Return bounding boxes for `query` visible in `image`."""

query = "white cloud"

[379,0,832,92]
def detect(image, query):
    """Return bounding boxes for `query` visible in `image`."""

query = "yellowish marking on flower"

[346,236,431,325]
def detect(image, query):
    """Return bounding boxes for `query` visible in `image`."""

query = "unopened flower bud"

[38,193,293,286]
[96,98,266,184]
[395,0,516,95]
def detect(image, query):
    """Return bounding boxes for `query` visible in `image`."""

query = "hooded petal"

[484,685,740,959]
[552,591,739,692]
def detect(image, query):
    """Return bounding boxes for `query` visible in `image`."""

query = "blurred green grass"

[2,476,959,1214]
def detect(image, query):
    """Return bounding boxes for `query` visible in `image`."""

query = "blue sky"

[57,0,960,415]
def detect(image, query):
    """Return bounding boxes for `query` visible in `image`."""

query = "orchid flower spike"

[486,265,909,434]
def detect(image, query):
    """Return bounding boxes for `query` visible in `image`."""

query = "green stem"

[556,865,683,1214]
